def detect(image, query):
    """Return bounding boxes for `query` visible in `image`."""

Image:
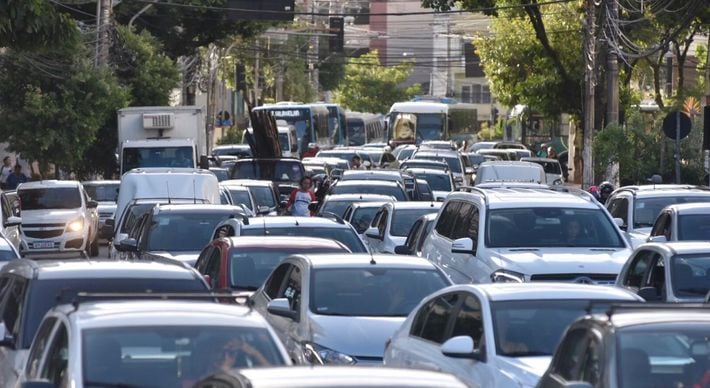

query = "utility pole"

[254,38,261,105]
[96,0,112,66]
[605,0,619,186]
[582,0,597,189]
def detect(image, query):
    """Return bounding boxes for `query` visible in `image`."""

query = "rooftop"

[665,202,710,214]
[2,259,197,281]
[223,236,348,250]
[639,241,710,255]
[242,216,349,228]
[295,253,439,270]
[449,187,597,209]
[459,283,640,302]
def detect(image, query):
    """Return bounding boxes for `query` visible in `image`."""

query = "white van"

[474,161,546,185]
[242,123,298,158]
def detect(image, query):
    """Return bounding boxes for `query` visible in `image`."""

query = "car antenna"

[166,181,172,204]
[369,252,376,265]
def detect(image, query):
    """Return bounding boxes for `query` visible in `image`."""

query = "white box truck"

[117,106,208,175]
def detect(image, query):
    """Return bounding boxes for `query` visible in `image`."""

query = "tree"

[333,51,422,114]
[0,0,78,51]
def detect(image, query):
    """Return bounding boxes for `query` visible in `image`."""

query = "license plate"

[33,241,54,249]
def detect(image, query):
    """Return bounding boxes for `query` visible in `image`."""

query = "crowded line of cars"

[0,140,707,387]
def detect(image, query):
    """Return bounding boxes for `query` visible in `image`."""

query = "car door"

[23,316,58,382]
[444,293,491,387]
[366,208,387,253]
[449,202,487,283]
[424,201,461,275]
[0,276,27,387]
[36,321,70,387]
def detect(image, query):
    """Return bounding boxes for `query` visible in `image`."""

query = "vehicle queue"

[0,100,708,388]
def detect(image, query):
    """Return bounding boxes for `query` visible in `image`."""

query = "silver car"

[250,254,452,365]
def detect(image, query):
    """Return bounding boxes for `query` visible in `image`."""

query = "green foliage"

[285,56,316,103]
[0,0,78,51]
[217,127,244,145]
[333,51,422,114]
[319,54,346,92]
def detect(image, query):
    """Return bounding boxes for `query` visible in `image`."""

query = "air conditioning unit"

[143,113,174,130]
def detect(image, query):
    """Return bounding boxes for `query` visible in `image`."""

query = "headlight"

[490,269,525,283]
[305,343,356,365]
[66,219,84,232]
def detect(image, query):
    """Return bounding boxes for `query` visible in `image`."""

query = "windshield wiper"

[84,381,141,388]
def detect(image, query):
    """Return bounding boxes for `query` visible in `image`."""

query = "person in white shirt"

[287,177,316,217]
[0,157,13,189]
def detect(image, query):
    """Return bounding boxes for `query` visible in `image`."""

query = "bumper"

[21,230,88,253]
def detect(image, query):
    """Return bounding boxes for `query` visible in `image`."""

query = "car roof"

[1,259,198,280]
[18,180,81,189]
[222,236,348,250]
[241,216,349,228]
[406,168,450,175]
[448,187,598,209]
[664,202,710,214]
[605,309,710,328]
[446,283,640,302]
[388,201,441,211]
[342,170,403,179]
[154,204,246,213]
[636,241,710,255]
[57,300,265,329]
[615,185,710,197]
[333,180,400,188]
[219,184,250,191]
[324,194,395,202]
[292,253,440,270]
[220,179,273,187]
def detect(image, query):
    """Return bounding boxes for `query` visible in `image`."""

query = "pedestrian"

[287,176,315,217]
[350,155,366,170]
[598,181,615,204]
[0,157,12,189]
[5,165,28,190]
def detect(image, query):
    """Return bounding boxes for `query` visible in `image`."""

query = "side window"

[450,203,476,241]
[623,250,652,290]
[608,197,629,227]
[650,212,672,239]
[26,317,58,379]
[645,253,665,299]
[204,248,222,288]
[578,334,603,386]
[377,209,388,236]
[3,278,26,339]
[450,295,484,350]
[552,328,591,382]
[40,322,69,388]
[435,201,462,239]
[404,220,424,250]
[1,195,11,221]
[194,246,213,273]
[411,293,460,344]
[370,210,383,228]
[265,263,291,299]
[279,266,302,311]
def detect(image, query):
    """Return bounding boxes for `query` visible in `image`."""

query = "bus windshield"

[262,108,312,144]
[391,113,445,143]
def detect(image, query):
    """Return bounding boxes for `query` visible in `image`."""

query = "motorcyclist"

[598,181,614,204]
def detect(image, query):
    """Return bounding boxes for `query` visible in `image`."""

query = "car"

[316,149,372,166]
[400,159,450,173]
[420,140,457,150]
[82,180,120,240]
[213,216,369,253]
[412,150,469,186]
[220,183,259,215]
[18,180,100,257]
[359,148,398,168]
[605,184,710,248]
[212,144,253,159]
[342,201,393,234]
[537,305,710,388]
[340,170,406,186]
[0,192,21,251]
[421,184,631,284]
[406,168,455,201]
[520,157,565,185]
[474,161,547,185]
[250,254,452,365]
[646,202,710,242]
[117,204,248,265]
[393,144,418,161]
[0,258,208,387]
[229,158,306,200]
[394,213,438,257]
[384,283,641,388]
[195,366,467,388]
[365,202,442,253]
[477,148,518,161]
[467,141,498,153]
[195,236,350,291]
[19,298,290,388]
[0,234,20,268]
[220,179,281,216]
[316,194,395,218]
[328,180,409,201]
[463,153,499,172]
[616,241,710,302]
[209,166,231,181]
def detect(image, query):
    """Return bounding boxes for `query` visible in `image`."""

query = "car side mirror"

[86,200,99,209]
[365,226,383,240]
[199,155,210,169]
[4,216,21,228]
[118,238,138,253]
[308,201,320,213]
[637,287,661,301]
[257,206,271,215]
[613,218,626,230]
[465,167,474,175]
[394,245,411,255]
[267,298,298,321]
[0,325,15,349]
[647,235,667,243]
[451,237,476,255]
[441,336,485,362]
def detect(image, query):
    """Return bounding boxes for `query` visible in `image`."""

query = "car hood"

[495,355,551,386]
[148,251,200,266]
[491,247,630,277]
[310,315,405,359]
[20,209,82,224]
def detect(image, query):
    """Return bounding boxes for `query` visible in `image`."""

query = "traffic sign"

[662,111,691,140]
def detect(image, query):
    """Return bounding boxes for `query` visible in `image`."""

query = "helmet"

[599,181,614,194]
[588,185,599,194]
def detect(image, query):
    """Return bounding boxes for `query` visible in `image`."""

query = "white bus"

[387,101,478,146]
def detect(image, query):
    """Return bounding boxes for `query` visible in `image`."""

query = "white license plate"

[33,241,54,249]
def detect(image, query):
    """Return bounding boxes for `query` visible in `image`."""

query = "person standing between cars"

[598,181,614,204]
[0,156,12,189]
[5,165,27,190]
[351,155,366,170]
[287,177,315,217]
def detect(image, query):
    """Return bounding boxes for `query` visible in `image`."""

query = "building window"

[461,86,472,103]
[481,85,491,104]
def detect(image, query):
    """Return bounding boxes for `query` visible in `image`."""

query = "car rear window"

[231,160,304,183]
[331,184,407,201]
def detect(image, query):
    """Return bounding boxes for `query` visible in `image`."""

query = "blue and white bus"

[346,112,387,146]
[387,101,478,147]
[252,104,330,157]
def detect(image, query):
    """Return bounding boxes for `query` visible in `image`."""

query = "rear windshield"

[678,215,710,240]
[146,211,239,252]
[416,172,452,192]
[19,188,82,210]
[250,187,277,208]
[633,196,710,228]
[231,161,304,183]
[84,184,119,202]
[23,278,206,348]
[241,227,367,253]
[415,155,462,173]
[320,200,353,217]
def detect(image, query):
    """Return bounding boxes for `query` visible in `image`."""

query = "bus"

[346,113,387,146]
[313,103,347,146]
[388,101,478,146]
[252,104,330,158]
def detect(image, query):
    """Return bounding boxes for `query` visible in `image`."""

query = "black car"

[229,158,306,200]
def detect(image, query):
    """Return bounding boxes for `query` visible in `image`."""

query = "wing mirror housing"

[365,226,383,240]
[4,216,21,228]
[257,206,271,215]
[394,245,411,255]
[647,235,667,243]
[86,200,99,209]
[118,238,138,253]
[267,298,299,321]
[465,167,474,175]
[441,335,485,362]
[451,237,476,255]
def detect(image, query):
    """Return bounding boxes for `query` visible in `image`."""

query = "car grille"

[24,229,64,239]
[530,273,617,285]
[22,223,65,228]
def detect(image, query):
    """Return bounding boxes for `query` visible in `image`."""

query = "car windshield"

[391,208,438,237]
[350,207,380,234]
[671,254,710,298]
[415,155,462,173]
[84,184,119,202]
[617,323,708,388]
[416,172,452,191]
[213,147,252,158]
[633,196,710,228]
[677,214,710,240]
[311,268,448,316]
[492,300,623,357]
[486,208,626,248]
[231,160,304,183]
[228,189,253,211]
[123,146,194,171]
[19,188,82,210]
[320,200,353,217]
[119,203,155,233]
[146,211,239,251]
[23,278,206,349]
[331,184,407,201]
[229,246,346,291]
[249,186,277,208]
[397,148,416,161]
[241,227,367,253]
[82,325,284,388]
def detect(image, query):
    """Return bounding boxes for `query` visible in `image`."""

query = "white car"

[365,202,442,253]
[18,180,100,256]
[0,192,21,250]
[82,180,120,240]
[421,184,632,284]
[19,299,290,387]
[384,283,641,388]
[520,157,564,185]
[646,202,710,242]
[605,184,710,248]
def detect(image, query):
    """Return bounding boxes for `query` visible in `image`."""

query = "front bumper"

[21,228,88,253]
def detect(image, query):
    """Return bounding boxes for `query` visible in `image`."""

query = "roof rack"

[546,185,598,203]
[319,211,345,224]
[68,291,253,310]
[599,302,709,318]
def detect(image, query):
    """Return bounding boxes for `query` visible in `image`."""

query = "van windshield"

[19,188,82,210]
[123,146,194,172]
